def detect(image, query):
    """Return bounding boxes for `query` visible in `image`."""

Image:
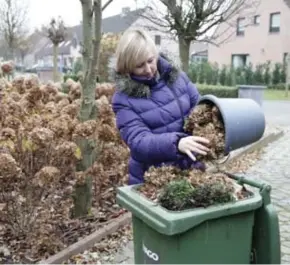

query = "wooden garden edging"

[39,212,132,264]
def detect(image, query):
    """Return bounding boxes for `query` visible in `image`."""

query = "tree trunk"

[286,53,290,98]
[81,0,92,75]
[8,38,15,61]
[9,47,14,61]
[178,38,191,73]
[71,161,93,218]
[53,44,59,82]
[73,0,102,218]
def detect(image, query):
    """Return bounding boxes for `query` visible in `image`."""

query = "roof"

[190,42,209,55]
[35,7,145,58]
[102,8,144,33]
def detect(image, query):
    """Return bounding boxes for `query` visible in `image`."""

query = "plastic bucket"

[198,94,266,154]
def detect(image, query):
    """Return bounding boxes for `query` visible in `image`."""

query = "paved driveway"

[262,100,290,126]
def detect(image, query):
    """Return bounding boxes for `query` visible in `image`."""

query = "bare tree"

[72,0,114,218]
[283,0,290,97]
[0,0,29,60]
[139,0,260,72]
[17,37,31,70]
[46,17,67,82]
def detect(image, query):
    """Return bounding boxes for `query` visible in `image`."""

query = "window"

[269,12,280,33]
[253,15,260,25]
[191,54,208,63]
[72,37,78,48]
[284,53,289,64]
[155,35,161,45]
[236,17,245,36]
[232,54,250,68]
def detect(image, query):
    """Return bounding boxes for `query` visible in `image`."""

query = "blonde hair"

[115,29,158,74]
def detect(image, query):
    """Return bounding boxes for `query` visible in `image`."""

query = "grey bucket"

[198,94,266,154]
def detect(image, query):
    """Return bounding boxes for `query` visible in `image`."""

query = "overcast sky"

[27,0,146,31]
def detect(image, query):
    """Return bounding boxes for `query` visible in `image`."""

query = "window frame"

[269,12,281,33]
[154,35,161,45]
[253,15,260,25]
[236,17,246,36]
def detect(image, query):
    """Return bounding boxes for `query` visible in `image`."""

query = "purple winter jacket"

[112,54,205,185]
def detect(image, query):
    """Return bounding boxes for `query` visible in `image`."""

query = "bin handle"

[222,171,264,189]
[221,171,272,205]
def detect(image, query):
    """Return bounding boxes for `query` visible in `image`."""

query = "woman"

[111,29,210,185]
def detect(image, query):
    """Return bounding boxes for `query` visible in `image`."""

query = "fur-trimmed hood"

[110,53,180,98]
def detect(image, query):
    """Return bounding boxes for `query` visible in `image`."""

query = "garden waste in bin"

[116,173,281,264]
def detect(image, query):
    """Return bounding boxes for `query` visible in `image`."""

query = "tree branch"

[136,0,260,71]
[0,0,29,58]
[102,0,114,11]
[90,0,102,79]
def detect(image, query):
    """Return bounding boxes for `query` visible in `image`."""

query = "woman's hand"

[178,136,210,161]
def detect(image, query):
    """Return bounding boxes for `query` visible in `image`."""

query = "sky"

[27,0,146,31]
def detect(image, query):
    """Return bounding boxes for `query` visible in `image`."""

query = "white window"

[236,17,245,36]
[269,12,280,33]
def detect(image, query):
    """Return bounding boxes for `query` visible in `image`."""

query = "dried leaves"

[65,224,133,264]
[139,101,253,211]
[0,75,129,263]
[0,153,20,178]
[64,78,116,103]
[138,98,264,210]
[1,61,14,74]
[184,103,225,161]
[139,165,252,211]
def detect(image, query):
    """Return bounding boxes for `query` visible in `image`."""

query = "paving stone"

[281,246,290,256]
[246,132,290,261]
[282,254,290,262]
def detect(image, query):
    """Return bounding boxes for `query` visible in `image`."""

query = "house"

[130,8,208,66]
[33,27,80,70]
[32,7,183,71]
[0,29,45,68]
[190,42,209,63]
[208,0,290,68]
[31,6,208,73]
[22,8,144,70]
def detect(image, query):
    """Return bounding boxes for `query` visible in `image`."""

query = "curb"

[39,212,132,264]
[206,130,285,173]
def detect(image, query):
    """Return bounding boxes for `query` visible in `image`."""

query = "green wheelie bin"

[116,172,281,264]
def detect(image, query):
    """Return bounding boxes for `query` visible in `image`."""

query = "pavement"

[262,100,290,126]
[112,100,290,264]
[246,131,290,264]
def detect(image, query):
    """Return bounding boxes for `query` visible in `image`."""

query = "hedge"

[188,61,287,88]
[267,83,290,90]
[196,84,238,98]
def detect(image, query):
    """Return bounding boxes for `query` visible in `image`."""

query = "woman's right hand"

[178,136,210,161]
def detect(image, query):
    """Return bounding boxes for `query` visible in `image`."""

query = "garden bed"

[0,75,128,263]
